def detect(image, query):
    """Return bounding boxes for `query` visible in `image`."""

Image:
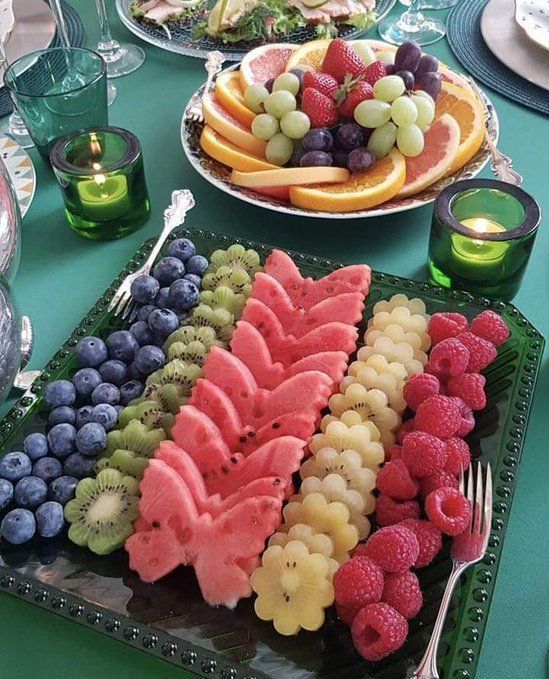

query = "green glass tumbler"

[50,126,151,240]
[4,48,108,161]
[429,179,541,301]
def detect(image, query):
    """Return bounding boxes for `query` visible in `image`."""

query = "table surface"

[0,2,548,678]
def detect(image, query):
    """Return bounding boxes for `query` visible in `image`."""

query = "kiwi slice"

[202,266,253,297]
[118,401,175,436]
[140,383,189,415]
[207,244,262,278]
[64,469,140,555]
[106,419,165,458]
[167,339,209,365]
[199,285,246,319]
[146,359,202,391]
[189,304,234,344]
[163,325,222,355]
[95,450,149,481]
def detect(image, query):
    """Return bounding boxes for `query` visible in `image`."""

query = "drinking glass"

[377,0,446,45]
[0,41,34,148]
[4,48,108,161]
[94,0,145,78]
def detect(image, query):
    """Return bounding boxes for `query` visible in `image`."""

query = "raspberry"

[447,373,486,410]
[403,373,440,411]
[382,571,423,619]
[399,518,443,567]
[470,310,510,347]
[376,460,419,501]
[428,339,470,378]
[337,603,359,626]
[415,395,461,438]
[376,495,420,527]
[425,487,471,536]
[451,397,476,437]
[386,444,402,461]
[444,437,471,475]
[396,418,415,445]
[456,331,497,373]
[351,602,408,661]
[333,556,384,610]
[428,312,468,345]
[401,431,448,477]
[420,470,459,498]
[358,525,419,573]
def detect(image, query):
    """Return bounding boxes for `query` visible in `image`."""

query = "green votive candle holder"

[428,179,541,301]
[50,126,151,240]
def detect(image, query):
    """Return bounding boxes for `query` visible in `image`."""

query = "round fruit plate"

[115,0,396,61]
[181,39,499,220]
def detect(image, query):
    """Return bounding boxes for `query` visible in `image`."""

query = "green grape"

[264,90,297,119]
[352,41,376,66]
[266,133,294,166]
[413,90,434,101]
[374,75,406,103]
[251,114,279,141]
[411,94,435,131]
[396,124,425,157]
[377,49,396,64]
[244,84,269,113]
[391,96,418,127]
[280,110,311,139]
[367,121,397,159]
[354,99,391,128]
[273,72,301,96]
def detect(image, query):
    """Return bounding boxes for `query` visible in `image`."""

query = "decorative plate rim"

[0,134,36,217]
[514,0,549,52]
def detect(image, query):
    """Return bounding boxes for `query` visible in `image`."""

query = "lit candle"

[451,217,509,278]
[76,171,130,221]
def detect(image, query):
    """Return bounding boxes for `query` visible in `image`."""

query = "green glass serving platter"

[0,228,544,679]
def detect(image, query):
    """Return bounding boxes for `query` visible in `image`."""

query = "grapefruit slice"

[435,82,485,175]
[202,93,266,157]
[200,125,275,172]
[231,166,350,188]
[240,44,299,90]
[398,113,460,198]
[285,39,332,72]
[289,148,406,213]
[215,70,256,127]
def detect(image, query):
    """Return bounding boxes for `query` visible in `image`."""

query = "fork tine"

[483,462,493,543]
[108,291,123,313]
[459,465,465,494]
[113,293,131,319]
[466,464,474,533]
[128,306,139,324]
[473,461,483,535]
[121,300,135,321]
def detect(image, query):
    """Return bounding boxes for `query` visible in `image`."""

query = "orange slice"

[231,166,350,188]
[202,92,266,158]
[200,126,276,172]
[240,44,299,90]
[285,39,332,72]
[435,82,485,175]
[215,71,256,128]
[289,148,406,213]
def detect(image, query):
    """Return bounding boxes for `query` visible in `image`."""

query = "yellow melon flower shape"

[373,293,428,318]
[251,541,334,636]
[301,448,376,499]
[370,305,429,337]
[365,323,431,357]
[357,337,424,378]
[341,355,408,413]
[311,419,384,471]
[268,524,339,578]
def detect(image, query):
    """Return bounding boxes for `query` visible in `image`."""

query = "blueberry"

[49,475,77,505]
[130,320,155,346]
[0,479,13,510]
[137,304,156,322]
[75,336,108,368]
[127,362,143,380]
[168,237,195,262]
[75,422,107,456]
[0,452,32,482]
[14,476,48,510]
[23,433,48,461]
[183,273,201,289]
[91,404,118,431]
[0,508,36,544]
[119,380,144,405]
[99,359,128,386]
[35,501,65,538]
[148,308,179,337]
[73,367,103,399]
[32,457,63,483]
[75,405,94,429]
[134,346,166,376]
[91,383,120,406]
[114,405,124,416]
[185,255,208,277]
[168,279,199,312]
[48,406,76,427]
[44,380,76,408]
[63,453,95,479]
[47,423,76,459]
[130,275,160,304]
[106,330,139,364]
[153,257,185,286]
[154,287,170,309]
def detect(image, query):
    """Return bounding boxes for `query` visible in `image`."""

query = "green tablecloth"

[0,2,547,677]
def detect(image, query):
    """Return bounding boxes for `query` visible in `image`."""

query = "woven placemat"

[446,0,549,115]
[0,0,86,118]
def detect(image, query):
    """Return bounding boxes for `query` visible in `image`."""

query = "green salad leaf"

[344,10,376,31]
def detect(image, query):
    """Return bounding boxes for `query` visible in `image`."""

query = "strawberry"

[301,87,339,128]
[363,61,388,86]
[303,71,339,98]
[337,79,374,119]
[321,39,366,84]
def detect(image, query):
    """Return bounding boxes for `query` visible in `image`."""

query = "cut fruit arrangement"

[197,37,486,213]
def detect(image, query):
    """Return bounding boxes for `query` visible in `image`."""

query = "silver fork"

[185,51,225,124]
[108,189,195,321]
[412,462,493,679]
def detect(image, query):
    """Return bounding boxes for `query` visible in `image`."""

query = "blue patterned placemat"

[446,0,549,116]
[0,0,86,118]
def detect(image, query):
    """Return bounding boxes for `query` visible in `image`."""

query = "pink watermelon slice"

[264,249,371,309]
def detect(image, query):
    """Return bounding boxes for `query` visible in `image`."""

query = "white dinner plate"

[515,0,549,51]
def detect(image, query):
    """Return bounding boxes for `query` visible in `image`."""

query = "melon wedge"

[231,166,350,188]
[202,92,266,157]
[200,125,275,173]
[215,70,256,127]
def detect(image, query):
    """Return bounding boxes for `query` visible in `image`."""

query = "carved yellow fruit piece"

[364,323,431,356]
[268,524,339,578]
[357,337,424,378]
[310,419,385,470]
[373,293,428,317]
[342,353,408,412]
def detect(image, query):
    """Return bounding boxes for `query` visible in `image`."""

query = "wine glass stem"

[399,0,426,29]
[49,0,71,47]
[94,0,121,62]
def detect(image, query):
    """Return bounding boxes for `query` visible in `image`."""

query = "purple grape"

[415,54,439,80]
[289,68,304,89]
[394,41,422,73]
[394,70,415,91]
[347,148,376,174]
[335,123,364,151]
[290,145,304,167]
[383,62,396,76]
[264,78,274,93]
[302,128,333,153]
[332,150,349,168]
[417,71,441,101]
[300,151,333,167]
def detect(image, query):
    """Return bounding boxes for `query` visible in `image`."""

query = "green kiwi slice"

[199,285,246,318]
[106,419,165,458]
[117,401,174,436]
[95,450,149,481]
[189,304,234,344]
[206,244,262,277]
[140,382,189,414]
[163,325,222,355]
[201,266,253,297]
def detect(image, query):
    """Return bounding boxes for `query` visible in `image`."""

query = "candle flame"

[94,173,107,186]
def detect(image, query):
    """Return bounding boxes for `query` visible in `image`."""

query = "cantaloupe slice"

[231,166,350,188]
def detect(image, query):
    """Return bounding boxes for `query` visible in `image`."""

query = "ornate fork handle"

[202,51,225,97]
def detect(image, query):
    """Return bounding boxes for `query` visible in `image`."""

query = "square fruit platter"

[0,227,543,679]
[182,38,499,219]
